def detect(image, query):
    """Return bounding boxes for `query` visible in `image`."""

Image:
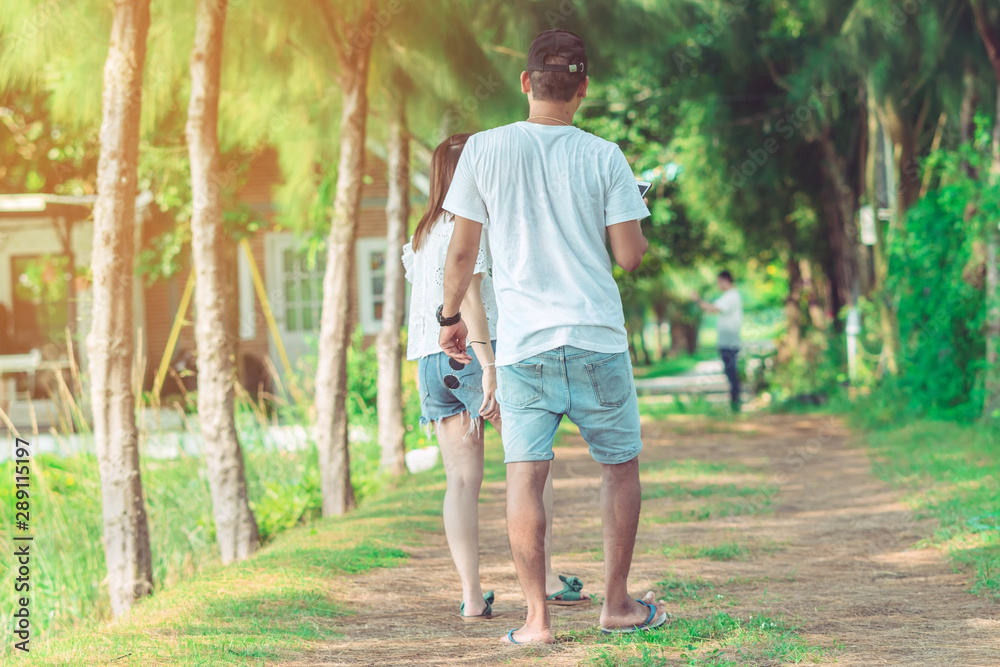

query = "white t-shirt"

[713,289,743,349]
[442,122,649,366]
[401,213,497,361]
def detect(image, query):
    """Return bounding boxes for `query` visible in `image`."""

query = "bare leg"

[436,413,487,616]
[503,460,555,644]
[543,466,561,593]
[486,419,575,601]
[597,457,665,629]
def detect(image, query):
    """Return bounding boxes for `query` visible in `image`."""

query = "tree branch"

[311,0,351,69]
[971,0,1000,84]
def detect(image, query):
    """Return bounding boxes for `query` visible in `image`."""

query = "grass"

[661,541,782,561]
[695,542,751,561]
[0,444,326,643]
[638,457,776,525]
[0,334,429,652]
[576,611,828,666]
[865,420,1000,598]
[632,348,718,380]
[639,458,752,478]
[0,430,508,666]
[637,396,733,420]
[655,572,716,601]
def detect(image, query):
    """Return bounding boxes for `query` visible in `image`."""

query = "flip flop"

[501,629,557,647]
[459,590,494,621]
[546,574,590,606]
[600,599,668,634]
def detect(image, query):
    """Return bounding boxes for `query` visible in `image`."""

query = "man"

[693,270,743,411]
[436,29,666,645]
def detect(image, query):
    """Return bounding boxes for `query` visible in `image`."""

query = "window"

[280,248,325,333]
[356,238,387,335]
[11,254,71,352]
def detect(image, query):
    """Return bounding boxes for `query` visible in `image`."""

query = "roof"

[0,192,153,218]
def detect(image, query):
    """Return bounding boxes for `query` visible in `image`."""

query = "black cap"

[526,29,587,74]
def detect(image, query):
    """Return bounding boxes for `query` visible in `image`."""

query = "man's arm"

[693,297,721,314]
[439,215,484,360]
[608,220,648,272]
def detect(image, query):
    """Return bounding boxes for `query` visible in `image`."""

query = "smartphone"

[637,181,652,198]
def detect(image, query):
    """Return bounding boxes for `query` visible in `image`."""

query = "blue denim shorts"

[496,346,642,465]
[417,341,497,427]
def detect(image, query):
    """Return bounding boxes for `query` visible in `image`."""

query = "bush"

[881,183,986,422]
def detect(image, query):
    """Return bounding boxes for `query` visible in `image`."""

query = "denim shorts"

[496,346,642,465]
[417,341,497,427]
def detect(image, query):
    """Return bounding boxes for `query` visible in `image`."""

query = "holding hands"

[439,318,500,421]
[479,364,500,421]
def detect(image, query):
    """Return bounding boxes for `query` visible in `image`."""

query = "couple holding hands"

[402,29,666,645]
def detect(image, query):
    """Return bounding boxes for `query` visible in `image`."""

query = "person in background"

[403,134,589,623]
[693,270,743,411]
[438,29,664,645]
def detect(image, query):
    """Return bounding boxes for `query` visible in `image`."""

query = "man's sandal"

[459,590,494,621]
[599,598,668,634]
[501,629,557,647]
[546,574,590,606]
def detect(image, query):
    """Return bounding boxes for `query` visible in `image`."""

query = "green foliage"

[246,451,322,544]
[0,89,99,194]
[346,327,378,418]
[770,340,846,401]
[865,140,995,422]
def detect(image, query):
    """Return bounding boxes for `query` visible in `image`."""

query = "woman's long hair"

[412,133,472,251]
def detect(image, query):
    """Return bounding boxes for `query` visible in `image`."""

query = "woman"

[403,134,588,620]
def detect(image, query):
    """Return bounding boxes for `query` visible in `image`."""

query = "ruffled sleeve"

[401,240,415,284]
[473,228,490,276]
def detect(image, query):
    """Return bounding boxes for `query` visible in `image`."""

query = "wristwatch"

[436,305,461,326]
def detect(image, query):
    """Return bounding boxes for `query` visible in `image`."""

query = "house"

[0,147,422,424]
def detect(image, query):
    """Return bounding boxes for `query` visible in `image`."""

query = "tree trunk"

[652,304,667,361]
[819,252,843,327]
[799,260,829,333]
[883,97,921,216]
[314,1,375,516]
[819,175,852,321]
[961,59,980,175]
[984,87,1000,418]
[186,0,259,562]
[970,2,1000,418]
[86,0,153,617]
[633,322,651,365]
[866,79,900,375]
[668,316,690,358]
[780,257,803,364]
[376,94,409,476]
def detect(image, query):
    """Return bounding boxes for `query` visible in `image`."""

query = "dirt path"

[288,415,1000,666]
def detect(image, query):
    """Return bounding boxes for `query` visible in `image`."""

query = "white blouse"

[402,213,498,361]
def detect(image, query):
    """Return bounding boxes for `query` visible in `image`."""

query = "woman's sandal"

[545,574,590,606]
[459,590,495,621]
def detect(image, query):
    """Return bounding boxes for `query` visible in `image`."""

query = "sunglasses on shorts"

[443,340,488,390]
